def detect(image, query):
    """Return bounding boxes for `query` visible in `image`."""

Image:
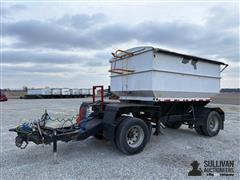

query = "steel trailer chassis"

[9,86,225,156]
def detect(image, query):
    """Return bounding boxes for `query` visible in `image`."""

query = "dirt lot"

[1,98,239,179]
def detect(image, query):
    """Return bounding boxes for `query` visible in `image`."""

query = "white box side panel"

[112,71,220,98]
[110,48,222,100]
[111,51,153,76]
[111,71,153,92]
[154,53,220,78]
[152,71,220,94]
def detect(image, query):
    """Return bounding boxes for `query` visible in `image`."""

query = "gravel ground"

[1,99,239,180]
[211,93,240,105]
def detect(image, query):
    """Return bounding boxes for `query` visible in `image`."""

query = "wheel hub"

[209,116,219,132]
[126,125,144,148]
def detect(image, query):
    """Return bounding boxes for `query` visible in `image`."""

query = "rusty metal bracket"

[112,49,134,59]
[109,68,135,75]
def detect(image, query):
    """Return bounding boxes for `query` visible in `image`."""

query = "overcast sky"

[1,1,239,89]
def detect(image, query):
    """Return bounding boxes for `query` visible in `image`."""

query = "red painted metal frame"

[92,85,104,112]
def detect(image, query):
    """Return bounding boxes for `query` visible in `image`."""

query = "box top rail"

[110,46,227,66]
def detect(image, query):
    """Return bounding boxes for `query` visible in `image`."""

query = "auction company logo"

[188,160,234,177]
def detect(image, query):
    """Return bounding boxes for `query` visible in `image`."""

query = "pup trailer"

[9,47,228,155]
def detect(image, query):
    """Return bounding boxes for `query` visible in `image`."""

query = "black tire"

[202,111,221,137]
[163,122,182,129]
[195,125,205,135]
[114,116,131,148]
[115,117,150,155]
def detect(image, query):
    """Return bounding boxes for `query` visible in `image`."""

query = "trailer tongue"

[9,47,227,156]
[9,100,103,152]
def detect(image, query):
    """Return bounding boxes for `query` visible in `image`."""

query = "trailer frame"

[9,86,225,156]
[94,99,224,143]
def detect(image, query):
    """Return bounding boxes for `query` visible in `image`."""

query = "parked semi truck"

[61,88,72,96]
[10,47,228,156]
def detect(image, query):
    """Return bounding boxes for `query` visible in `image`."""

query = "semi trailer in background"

[61,88,72,96]
[25,88,93,99]
[27,88,52,98]
[41,88,52,96]
[79,88,91,97]
[27,89,44,96]
[51,88,61,96]
[72,89,80,95]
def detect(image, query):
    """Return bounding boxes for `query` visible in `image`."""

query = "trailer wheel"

[194,125,205,135]
[202,111,221,137]
[115,117,149,155]
[163,122,182,129]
